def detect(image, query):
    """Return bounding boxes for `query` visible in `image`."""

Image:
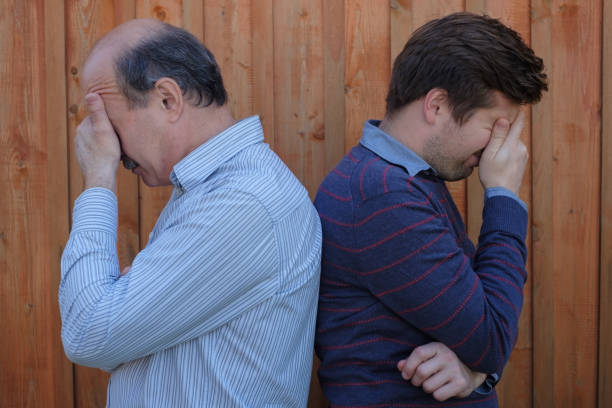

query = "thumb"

[84,93,112,130]
[484,118,510,157]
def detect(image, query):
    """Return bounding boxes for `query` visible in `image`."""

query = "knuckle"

[413,347,427,359]
[440,349,453,360]
[432,390,448,402]
[422,382,434,393]
[415,365,427,378]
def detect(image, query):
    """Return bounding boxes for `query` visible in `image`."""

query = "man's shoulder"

[318,146,437,204]
[191,144,312,221]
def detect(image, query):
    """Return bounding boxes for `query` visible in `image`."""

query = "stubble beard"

[422,133,473,182]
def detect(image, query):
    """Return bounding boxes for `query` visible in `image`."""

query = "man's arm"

[59,95,279,371]
[398,342,487,401]
[60,188,278,371]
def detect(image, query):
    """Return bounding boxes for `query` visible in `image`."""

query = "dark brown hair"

[386,12,547,124]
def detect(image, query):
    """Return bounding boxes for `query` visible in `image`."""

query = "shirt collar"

[170,115,264,191]
[359,119,434,176]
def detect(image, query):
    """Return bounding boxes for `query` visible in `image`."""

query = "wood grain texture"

[273,0,326,198]
[600,1,612,407]
[0,1,73,406]
[183,0,204,40]
[322,0,346,174]
[532,1,601,407]
[204,0,253,120]
[344,0,390,150]
[251,0,275,147]
[531,2,554,405]
[44,1,75,406]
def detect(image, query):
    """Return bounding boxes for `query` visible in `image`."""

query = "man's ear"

[153,77,183,123]
[423,88,450,125]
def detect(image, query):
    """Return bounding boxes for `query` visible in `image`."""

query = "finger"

[397,359,406,371]
[422,370,451,395]
[400,343,439,380]
[503,110,526,146]
[484,118,510,157]
[410,358,441,387]
[432,381,460,402]
[84,93,113,132]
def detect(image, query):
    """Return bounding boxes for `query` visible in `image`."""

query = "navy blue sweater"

[314,142,528,407]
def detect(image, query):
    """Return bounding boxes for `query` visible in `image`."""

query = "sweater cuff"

[485,187,527,212]
[474,373,500,395]
[481,195,527,240]
[72,187,117,235]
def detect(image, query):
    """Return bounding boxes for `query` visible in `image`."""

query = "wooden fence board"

[44,0,75,406]
[204,0,253,120]
[0,1,73,407]
[251,0,275,147]
[183,0,204,40]
[273,0,326,198]
[532,1,601,407]
[552,2,601,406]
[531,2,555,405]
[600,1,612,407]
[344,0,390,150]
[323,0,346,174]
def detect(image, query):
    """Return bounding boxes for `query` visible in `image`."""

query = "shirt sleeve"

[59,186,278,372]
[354,188,527,375]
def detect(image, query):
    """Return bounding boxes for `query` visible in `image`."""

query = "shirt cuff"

[485,187,527,212]
[474,373,500,395]
[72,187,118,235]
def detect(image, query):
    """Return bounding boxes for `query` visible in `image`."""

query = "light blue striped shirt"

[60,116,322,407]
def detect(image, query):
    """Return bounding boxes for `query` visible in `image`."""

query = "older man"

[60,19,321,407]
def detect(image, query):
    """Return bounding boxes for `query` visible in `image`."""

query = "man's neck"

[378,104,429,158]
[178,104,237,159]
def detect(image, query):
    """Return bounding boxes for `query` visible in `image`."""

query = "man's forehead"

[81,48,115,94]
[81,19,163,94]
[489,91,521,122]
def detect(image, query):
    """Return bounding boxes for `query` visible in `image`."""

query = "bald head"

[86,19,164,65]
[82,19,226,109]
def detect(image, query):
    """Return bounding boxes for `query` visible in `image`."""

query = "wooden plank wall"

[1,1,609,407]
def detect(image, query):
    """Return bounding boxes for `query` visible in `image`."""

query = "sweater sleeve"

[352,188,527,374]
